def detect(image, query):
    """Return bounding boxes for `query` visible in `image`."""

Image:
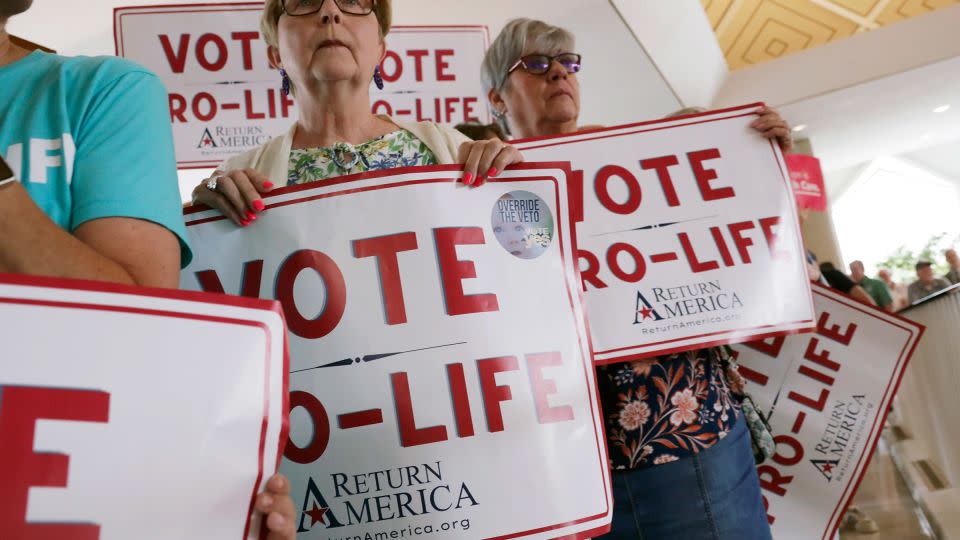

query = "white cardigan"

[216,116,471,179]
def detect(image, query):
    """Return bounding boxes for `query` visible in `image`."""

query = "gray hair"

[481,19,575,136]
[481,18,576,96]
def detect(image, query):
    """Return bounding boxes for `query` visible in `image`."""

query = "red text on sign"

[749,309,859,525]
[169,89,294,123]
[379,49,457,83]
[284,352,575,463]
[158,32,261,73]
[195,228,501,338]
[578,217,782,291]
[0,386,110,539]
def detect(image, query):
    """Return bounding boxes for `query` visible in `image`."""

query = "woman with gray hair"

[482,18,793,540]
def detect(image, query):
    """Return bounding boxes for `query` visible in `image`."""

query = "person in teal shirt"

[0,0,192,287]
[1,5,298,537]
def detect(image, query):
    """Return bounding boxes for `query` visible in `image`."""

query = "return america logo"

[297,461,478,533]
[633,280,744,325]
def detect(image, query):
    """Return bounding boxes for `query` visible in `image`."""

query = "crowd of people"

[2,0,950,537]
[811,249,958,313]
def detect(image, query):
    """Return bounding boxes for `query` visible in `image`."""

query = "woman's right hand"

[456,138,524,187]
[191,169,276,227]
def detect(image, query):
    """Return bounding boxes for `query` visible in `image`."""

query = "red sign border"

[805,283,925,540]
[513,103,818,363]
[0,271,291,540]
[113,3,492,169]
[184,162,613,539]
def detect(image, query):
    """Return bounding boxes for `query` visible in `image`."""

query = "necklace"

[330,142,361,170]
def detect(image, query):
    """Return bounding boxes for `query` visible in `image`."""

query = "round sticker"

[491,190,555,259]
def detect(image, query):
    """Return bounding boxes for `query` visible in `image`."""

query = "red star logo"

[202,138,213,147]
[822,463,834,473]
[639,307,654,320]
[304,503,329,527]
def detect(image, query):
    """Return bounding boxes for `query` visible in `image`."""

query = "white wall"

[610,0,727,110]
[392,0,682,126]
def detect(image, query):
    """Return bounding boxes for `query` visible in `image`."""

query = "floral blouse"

[287,129,437,185]
[598,347,743,470]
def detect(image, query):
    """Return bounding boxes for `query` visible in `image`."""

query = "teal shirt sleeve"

[69,66,193,267]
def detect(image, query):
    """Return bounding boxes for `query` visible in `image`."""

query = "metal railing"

[890,283,960,539]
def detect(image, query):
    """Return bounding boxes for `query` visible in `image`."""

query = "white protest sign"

[515,104,815,362]
[114,3,490,168]
[0,274,289,539]
[371,26,491,125]
[730,283,924,540]
[180,164,612,539]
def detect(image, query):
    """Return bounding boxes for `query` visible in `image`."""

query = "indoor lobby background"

[9,1,959,538]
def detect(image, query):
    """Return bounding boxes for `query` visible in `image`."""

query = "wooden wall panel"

[700,0,960,69]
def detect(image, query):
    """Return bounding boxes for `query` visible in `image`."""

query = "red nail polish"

[240,219,250,227]
[477,176,486,185]
[253,200,265,212]
[246,211,257,221]
[488,168,498,177]
[263,181,274,189]
[463,172,474,184]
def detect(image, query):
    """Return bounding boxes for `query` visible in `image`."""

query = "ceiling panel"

[702,0,960,69]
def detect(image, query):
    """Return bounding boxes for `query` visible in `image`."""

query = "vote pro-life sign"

[515,105,816,362]
[731,284,924,540]
[0,274,289,539]
[114,3,490,168]
[179,164,612,539]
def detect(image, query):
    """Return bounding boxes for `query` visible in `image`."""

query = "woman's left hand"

[256,474,297,539]
[750,106,793,153]
[457,138,524,187]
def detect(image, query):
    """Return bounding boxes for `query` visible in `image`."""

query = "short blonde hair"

[260,0,392,49]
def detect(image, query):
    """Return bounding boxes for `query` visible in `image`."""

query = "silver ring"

[205,177,218,191]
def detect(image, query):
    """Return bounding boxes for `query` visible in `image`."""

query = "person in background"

[0,1,295,536]
[849,260,893,311]
[818,260,876,306]
[192,0,520,222]
[944,248,960,284]
[878,268,909,311]
[907,260,951,304]
[0,0,189,287]
[454,121,507,141]
[482,17,795,540]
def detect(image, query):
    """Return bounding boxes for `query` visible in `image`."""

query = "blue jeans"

[599,414,772,540]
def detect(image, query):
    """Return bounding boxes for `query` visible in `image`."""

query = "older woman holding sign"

[192,0,520,222]
[482,18,792,540]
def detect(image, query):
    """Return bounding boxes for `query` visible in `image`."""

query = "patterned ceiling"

[702,0,960,69]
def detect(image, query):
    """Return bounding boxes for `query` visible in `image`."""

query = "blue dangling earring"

[280,68,291,96]
[373,65,384,90]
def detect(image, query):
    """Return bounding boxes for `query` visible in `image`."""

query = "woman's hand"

[256,474,297,540]
[456,139,524,187]
[749,106,793,153]
[191,168,275,226]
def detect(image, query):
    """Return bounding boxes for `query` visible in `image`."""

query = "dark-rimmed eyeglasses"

[282,0,375,17]
[508,53,582,75]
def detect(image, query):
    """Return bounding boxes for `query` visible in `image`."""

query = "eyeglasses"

[508,53,582,75]
[282,0,376,17]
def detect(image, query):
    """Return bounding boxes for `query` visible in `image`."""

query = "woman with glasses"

[192,0,520,223]
[482,18,792,540]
